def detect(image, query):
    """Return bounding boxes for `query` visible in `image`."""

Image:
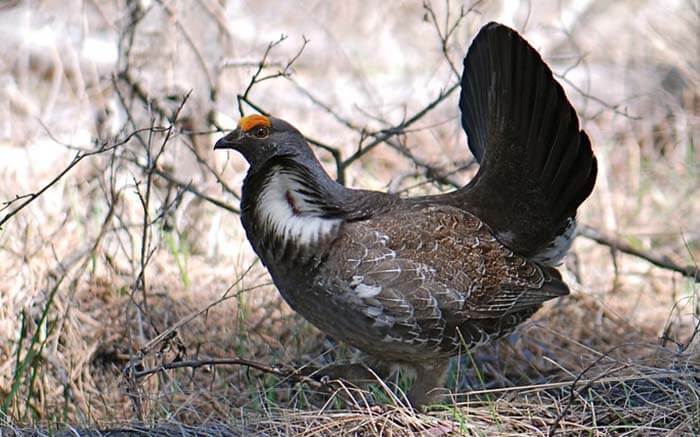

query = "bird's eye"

[251,126,269,139]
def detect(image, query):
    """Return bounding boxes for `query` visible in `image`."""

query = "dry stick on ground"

[121,262,375,407]
[547,344,635,436]
[129,357,329,393]
[121,261,264,417]
[129,355,394,410]
[120,269,347,402]
[450,369,700,402]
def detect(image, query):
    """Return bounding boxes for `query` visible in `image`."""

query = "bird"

[214,22,597,408]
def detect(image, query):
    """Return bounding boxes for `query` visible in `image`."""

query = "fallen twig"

[126,356,327,392]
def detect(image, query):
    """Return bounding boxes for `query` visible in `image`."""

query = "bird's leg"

[407,359,450,409]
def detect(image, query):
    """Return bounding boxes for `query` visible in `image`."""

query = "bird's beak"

[214,128,242,150]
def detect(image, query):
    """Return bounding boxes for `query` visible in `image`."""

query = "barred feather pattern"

[304,204,570,362]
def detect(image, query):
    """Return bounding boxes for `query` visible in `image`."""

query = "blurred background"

[0,0,698,433]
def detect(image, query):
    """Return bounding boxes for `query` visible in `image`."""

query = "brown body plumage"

[215,23,597,407]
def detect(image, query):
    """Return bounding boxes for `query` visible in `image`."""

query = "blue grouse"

[215,22,597,407]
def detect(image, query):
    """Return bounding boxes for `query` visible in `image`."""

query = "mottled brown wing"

[321,205,568,353]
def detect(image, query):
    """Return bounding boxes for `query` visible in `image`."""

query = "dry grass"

[1,0,698,435]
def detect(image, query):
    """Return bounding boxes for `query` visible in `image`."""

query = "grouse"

[215,22,597,408]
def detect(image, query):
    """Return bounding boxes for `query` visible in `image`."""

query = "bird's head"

[214,115,311,169]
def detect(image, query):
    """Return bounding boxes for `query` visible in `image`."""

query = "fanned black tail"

[456,22,597,262]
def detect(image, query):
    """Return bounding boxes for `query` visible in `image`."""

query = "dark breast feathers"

[304,204,569,362]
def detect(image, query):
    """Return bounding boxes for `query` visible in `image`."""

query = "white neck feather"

[256,170,341,246]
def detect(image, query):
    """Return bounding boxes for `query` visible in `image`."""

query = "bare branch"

[579,225,699,281]
[555,73,642,121]
[339,82,460,172]
[0,125,163,230]
[237,35,309,116]
[154,0,215,91]
[124,154,239,214]
[422,0,476,78]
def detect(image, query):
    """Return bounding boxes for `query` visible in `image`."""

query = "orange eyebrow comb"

[238,114,271,132]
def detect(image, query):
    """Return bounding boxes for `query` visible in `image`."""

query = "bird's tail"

[455,22,597,263]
